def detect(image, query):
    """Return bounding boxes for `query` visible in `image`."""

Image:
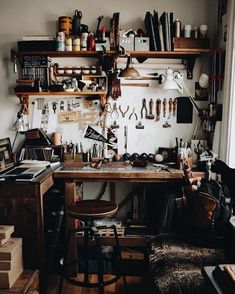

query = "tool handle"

[149,98,154,115]
[163,98,167,115]
[173,98,177,116]
[169,98,173,113]
[157,98,161,115]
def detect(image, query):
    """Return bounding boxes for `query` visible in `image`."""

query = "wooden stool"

[58,200,127,294]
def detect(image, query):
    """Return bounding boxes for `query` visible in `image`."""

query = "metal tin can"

[56,32,65,51]
[174,19,181,38]
[65,36,72,51]
[81,32,88,51]
[184,24,191,38]
[73,37,81,51]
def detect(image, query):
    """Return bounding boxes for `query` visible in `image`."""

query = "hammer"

[146,98,155,119]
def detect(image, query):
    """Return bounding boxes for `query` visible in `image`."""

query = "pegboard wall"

[24,58,207,157]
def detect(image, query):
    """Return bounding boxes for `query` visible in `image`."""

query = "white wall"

[0,0,217,217]
[0,0,215,143]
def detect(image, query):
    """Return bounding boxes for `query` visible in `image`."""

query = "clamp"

[129,108,138,120]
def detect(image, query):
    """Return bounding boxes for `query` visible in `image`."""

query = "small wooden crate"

[0,270,39,294]
[173,37,210,51]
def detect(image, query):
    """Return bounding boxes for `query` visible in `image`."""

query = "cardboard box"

[0,248,22,271]
[0,270,39,294]
[119,36,134,51]
[0,239,8,247]
[0,239,22,261]
[134,37,150,51]
[0,253,23,289]
[0,226,14,241]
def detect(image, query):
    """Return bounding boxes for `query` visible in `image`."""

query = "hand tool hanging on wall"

[173,98,177,117]
[119,105,129,117]
[140,98,148,119]
[67,101,72,111]
[110,103,119,119]
[168,98,173,119]
[163,121,171,128]
[163,98,167,118]
[60,101,64,111]
[111,120,119,129]
[124,125,128,154]
[155,98,161,121]
[129,108,138,120]
[146,98,154,119]
[52,102,57,114]
[135,121,144,129]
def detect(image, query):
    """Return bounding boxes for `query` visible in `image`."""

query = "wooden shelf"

[16,91,107,114]
[15,91,107,96]
[76,226,149,247]
[11,49,208,59]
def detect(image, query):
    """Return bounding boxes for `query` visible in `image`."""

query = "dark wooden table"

[0,169,54,294]
[54,162,204,273]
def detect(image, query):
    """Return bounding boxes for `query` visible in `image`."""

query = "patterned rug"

[148,236,228,294]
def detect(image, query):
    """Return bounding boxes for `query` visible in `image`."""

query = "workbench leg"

[110,182,116,203]
[64,181,77,276]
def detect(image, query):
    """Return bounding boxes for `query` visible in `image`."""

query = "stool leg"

[111,225,128,294]
[94,233,105,294]
[83,227,90,284]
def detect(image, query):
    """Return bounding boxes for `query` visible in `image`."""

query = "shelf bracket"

[17,94,29,114]
[185,56,197,79]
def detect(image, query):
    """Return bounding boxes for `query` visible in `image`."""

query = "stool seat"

[67,200,118,220]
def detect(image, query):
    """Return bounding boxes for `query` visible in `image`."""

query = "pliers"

[119,105,129,117]
[141,98,148,119]
[110,103,119,119]
[129,108,138,120]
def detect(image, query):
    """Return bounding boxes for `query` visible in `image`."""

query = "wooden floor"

[48,274,155,294]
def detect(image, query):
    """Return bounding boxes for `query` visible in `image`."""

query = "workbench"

[0,169,54,294]
[54,162,204,272]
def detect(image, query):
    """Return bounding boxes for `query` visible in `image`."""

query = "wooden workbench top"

[54,162,204,182]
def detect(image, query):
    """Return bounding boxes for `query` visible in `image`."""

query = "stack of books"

[0,226,23,289]
[213,264,235,294]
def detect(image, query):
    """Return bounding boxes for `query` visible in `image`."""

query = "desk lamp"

[162,68,205,138]
[162,68,203,116]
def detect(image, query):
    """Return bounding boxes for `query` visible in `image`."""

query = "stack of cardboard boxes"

[0,226,23,289]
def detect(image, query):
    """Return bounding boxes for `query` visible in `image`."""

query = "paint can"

[58,16,72,36]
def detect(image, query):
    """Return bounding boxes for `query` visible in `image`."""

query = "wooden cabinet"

[0,270,39,294]
[0,170,54,294]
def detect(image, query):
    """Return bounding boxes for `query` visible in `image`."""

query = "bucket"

[58,16,72,36]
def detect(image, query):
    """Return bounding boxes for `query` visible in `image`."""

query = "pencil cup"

[52,132,62,146]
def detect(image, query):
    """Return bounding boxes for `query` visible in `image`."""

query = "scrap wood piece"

[121,83,149,87]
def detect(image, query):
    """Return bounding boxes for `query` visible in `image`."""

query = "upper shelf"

[11,49,209,59]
